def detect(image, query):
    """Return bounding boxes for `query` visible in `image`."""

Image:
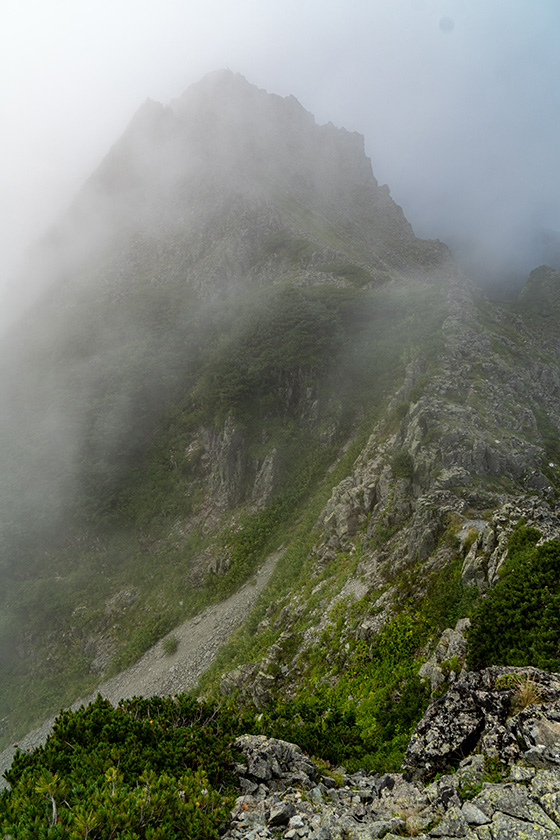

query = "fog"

[2,0,559,313]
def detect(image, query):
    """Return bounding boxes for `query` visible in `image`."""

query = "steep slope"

[196,267,560,772]
[1,71,559,783]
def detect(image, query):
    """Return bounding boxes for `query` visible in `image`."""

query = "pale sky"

[2,0,559,292]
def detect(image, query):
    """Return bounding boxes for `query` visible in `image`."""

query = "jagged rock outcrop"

[223,260,560,720]
[518,265,560,318]
[461,498,560,592]
[403,666,560,782]
[3,70,560,840]
[418,618,470,693]
[203,419,249,510]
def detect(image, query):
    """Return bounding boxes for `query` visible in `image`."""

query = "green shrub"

[0,683,428,833]
[494,673,543,714]
[163,636,179,656]
[391,449,414,480]
[440,655,462,680]
[462,527,478,554]
[458,754,508,802]
[1,694,244,838]
[394,401,409,421]
[256,699,369,768]
[467,526,560,670]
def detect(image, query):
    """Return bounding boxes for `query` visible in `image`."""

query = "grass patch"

[163,636,179,656]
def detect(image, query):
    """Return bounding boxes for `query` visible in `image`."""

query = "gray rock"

[461,801,490,826]
[419,660,446,694]
[531,768,560,820]
[472,784,559,831]
[268,801,296,826]
[220,663,258,696]
[288,813,305,829]
[420,620,470,693]
[309,830,331,840]
[234,735,318,790]
[378,773,429,814]
[309,786,324,805]
[204,419,248,510]
[428,804,470,837]
[224,749,560,840]
[510,700,560,767]
[509,765,535,782]
[251,449,279,508]
[484,810,559,838]
[240,777,260,795]
[461,546,487,592]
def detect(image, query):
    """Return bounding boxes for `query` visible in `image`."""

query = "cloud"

[1,0,559,301]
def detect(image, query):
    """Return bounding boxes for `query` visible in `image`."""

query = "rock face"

[0,69,448,569]
[218,246,560,739]
[224,733,560,840]
[404,666,560,782]
[221,667,560,837]
[418,618,471,693]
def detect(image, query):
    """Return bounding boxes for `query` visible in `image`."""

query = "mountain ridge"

[1,71,560,838]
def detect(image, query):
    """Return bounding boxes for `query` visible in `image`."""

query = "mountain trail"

[0,550,281,787]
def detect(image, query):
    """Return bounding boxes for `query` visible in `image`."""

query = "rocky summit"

[1,71,560,837]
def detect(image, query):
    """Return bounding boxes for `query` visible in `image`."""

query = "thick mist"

[2,0,559,314]
[0,67,438,594]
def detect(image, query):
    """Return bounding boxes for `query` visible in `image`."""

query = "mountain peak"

[171,68,311,123]
[53,69,442,289]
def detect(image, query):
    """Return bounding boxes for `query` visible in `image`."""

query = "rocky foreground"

[224,665,560,839]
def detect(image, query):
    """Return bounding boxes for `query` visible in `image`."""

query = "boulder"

[510,700,560,768]
[233,734,319,791]
[268,801,296,826]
